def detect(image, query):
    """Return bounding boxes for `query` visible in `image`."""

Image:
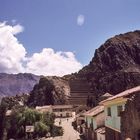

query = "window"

[107,107,111,116]
[117,105,123,116]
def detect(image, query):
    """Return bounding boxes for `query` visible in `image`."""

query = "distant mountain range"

[0,73,40,97]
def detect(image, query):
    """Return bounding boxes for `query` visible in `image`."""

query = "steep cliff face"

[27,76,70,106]
[78,30,140,95]
[0,73,40,96]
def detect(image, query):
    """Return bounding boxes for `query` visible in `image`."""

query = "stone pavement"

[45,117,80,140]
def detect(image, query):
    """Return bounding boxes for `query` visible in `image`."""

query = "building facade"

[100,86,140,140]
[84,105,105,140]
[52,105,75,117]
[36,105,75,118]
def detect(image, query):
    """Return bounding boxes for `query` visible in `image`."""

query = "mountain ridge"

[1,30,140,106]
[0,73,40,96]
[77,30,140,96]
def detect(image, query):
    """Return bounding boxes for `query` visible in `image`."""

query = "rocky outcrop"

[121,94,140,140]
[27,76,70,106]
[0,73,40,96]
[77,30,140,96]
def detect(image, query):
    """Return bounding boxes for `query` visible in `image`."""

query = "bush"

[34,121,49,137]
[51,125,63,137]
[6,107,62,139]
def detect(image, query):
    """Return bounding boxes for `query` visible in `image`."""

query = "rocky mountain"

[77,30,140,96]
[27,76,70,106]
[1,31,140,106]
[0,73,40,97]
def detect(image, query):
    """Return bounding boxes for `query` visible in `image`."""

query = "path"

[45,117,80,140]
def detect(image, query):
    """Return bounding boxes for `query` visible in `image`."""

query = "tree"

[7,107,60,139]
[34,121,49,137]
[7,107,43,139]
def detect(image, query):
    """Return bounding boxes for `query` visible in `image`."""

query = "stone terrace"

[68,79,94,105]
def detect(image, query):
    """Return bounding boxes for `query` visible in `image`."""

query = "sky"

[0,0,140,76]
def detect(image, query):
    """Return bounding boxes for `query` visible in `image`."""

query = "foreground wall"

[121,94,140,140]
[105,127,121,140]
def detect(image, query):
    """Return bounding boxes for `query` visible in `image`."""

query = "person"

[67,118,68,122]
[59,119,61,125]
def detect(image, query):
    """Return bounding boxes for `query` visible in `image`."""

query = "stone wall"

[68,78,94,105]
[121,94,140,140]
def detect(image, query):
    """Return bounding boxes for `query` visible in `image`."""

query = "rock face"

[0,73,40,97]
[121,94,140,140]
[78,30,140,96]
[27,76,70,106]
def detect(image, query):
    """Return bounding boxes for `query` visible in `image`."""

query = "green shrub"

[34,121,49,137]
[6,107,62,139]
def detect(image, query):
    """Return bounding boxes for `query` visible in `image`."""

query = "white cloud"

[0,22,82,76]
[77,15,85,26]
[12,24,24,34]
[0,22,26,73]
[26,48,82,76]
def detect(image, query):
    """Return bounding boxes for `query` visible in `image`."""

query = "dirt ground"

[45,117,80,140]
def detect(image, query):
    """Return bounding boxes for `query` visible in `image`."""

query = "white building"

[36,105,75,118]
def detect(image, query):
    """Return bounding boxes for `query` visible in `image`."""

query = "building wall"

[86,112,105,131]
[96,133,105,140]
[86,116,92,128]
[105,103,125,131]
[84,117,95,140]
[95,112,105,129]
[53,111,73,117]
[85,128,95,140]
[93,118,97,130]
[106,126,121,140]
[85,112,105,140]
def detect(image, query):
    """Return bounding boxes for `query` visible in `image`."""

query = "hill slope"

[0,73,40,96]
[27,76,70,106]
[77,30,140,96]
